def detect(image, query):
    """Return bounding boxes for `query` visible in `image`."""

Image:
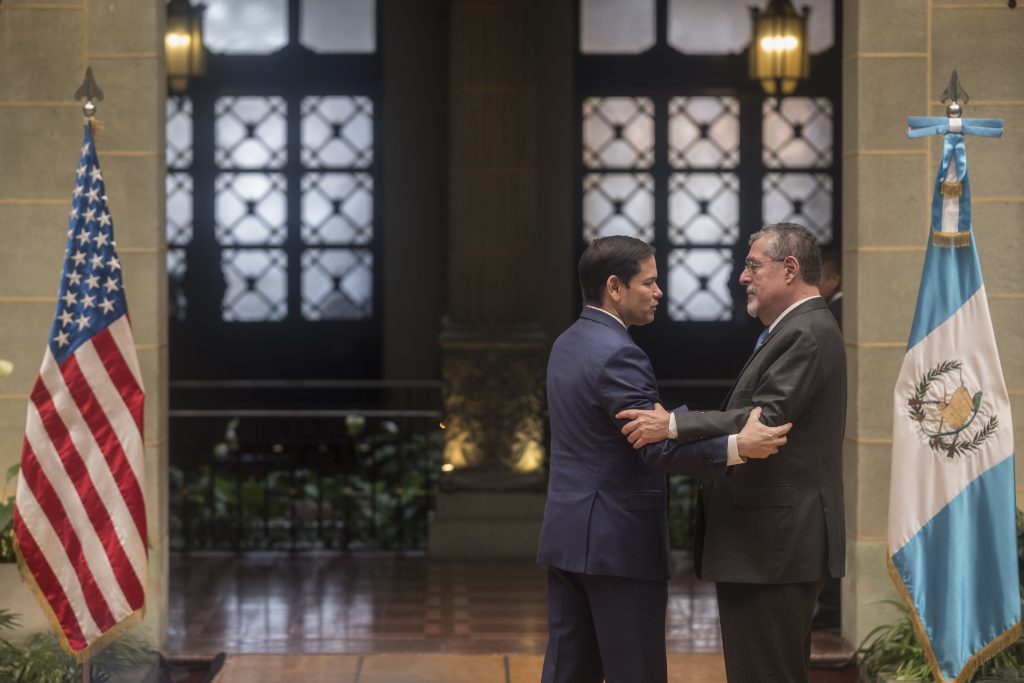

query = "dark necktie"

[754,328,769,351]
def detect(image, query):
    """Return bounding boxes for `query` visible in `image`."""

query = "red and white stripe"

[14,315,146,656]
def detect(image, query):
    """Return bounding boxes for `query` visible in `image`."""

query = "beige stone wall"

[843,0,1024,643]
[0,0,167,646]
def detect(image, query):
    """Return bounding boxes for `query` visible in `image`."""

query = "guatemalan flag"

[13,121,147,659]
[889,114,1020,682]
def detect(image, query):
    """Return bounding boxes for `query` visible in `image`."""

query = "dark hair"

[820,247,841,276]
[749,223,822,286]
[578,236,656,306]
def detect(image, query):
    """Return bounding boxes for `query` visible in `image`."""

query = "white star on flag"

[75,314,90,331]
[86,274,100,290]
[66,271,82,286]
[99,299,115,314]
[58,310,73,327]
[61,291,77,306]
[53,330,70,347]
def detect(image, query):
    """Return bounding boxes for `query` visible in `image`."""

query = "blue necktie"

[754,328,769,351]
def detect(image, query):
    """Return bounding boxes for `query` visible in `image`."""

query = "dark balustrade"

[169,380,444,553]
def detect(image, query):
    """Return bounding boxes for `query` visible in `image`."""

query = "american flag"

[14,122,146,658]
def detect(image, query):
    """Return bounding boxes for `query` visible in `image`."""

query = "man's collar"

[828,291,844,305]
[585,305,627,329]
[768,295,823,333]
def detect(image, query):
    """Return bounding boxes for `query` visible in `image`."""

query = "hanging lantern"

[165,0,206,93]
[750,0,810,96]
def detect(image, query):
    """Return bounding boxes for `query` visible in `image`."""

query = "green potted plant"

[857,510,1024,682]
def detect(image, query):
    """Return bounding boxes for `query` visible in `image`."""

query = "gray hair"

[749,223,822,286]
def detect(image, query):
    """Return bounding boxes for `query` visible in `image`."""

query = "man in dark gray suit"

[618,223,846,683]
[537,235,792,683]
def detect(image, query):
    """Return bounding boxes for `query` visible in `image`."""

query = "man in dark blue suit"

[537,236,791,683]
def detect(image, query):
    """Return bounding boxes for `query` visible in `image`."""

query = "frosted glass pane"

[301,249,373,320]
[166,97,192,168]
[667,248,733,321]
[763,98,833,168]
[204,0,288,55]
[670,0,832,55]
[582,173,654,243]
[166,173,193,245]
[215,97,288,169]
[301,173,374,244]
[763,172,833,242]
[580,0,655,54]
[668,0,750,55]
[301,0,376,53]
[668,173,739,246]
[669,97,740,168]
[215,173,288,245]
[221,248,287,321]
[582,97,655,169]
[301,96,374,168]
[805,0,834,55]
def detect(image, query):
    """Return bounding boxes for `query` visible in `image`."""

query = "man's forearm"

[669,411,743,465]
[672,406,749,442]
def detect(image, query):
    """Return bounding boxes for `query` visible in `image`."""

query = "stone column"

[429,0,548,557]
[0,1,168,645]
[842,0,1024,645]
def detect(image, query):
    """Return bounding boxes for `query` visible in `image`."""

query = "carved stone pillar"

[428,0,548,557]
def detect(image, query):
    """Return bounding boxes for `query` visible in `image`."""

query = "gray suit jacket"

[674,297,847,583]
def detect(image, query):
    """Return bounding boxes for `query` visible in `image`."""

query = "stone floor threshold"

[168,648,856,683]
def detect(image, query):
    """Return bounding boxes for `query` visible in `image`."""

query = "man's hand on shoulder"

[615,403,670,449]
[737,406,792,459]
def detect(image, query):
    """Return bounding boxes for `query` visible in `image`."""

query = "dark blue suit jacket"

[536,308,730,582]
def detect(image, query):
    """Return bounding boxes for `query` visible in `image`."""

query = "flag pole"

[74,66,103,122]
[74,67,100,683]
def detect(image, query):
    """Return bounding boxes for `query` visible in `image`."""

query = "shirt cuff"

[668,411,677,439]
[727,434,745,466]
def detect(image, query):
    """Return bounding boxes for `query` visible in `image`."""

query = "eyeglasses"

[742,258,785,274]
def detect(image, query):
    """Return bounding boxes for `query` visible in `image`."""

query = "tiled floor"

[213,653,728,683]
[167,552,722,655]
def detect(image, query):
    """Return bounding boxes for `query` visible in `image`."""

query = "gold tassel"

[887,556,1023,683]
[87,117,105,142]
[941,180,963,197]
[932,230,971,248]
[14,535,147,662]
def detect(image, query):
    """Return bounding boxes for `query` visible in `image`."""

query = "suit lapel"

[720,298,828,408]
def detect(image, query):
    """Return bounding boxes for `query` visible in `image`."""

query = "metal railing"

[169,380,444,552]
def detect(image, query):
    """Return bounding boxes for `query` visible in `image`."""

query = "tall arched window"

[577,0,840,400]
[167,0,381,381]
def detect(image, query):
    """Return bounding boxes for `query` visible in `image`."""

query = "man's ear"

[606,274,623,302]
[784,256,800,283]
